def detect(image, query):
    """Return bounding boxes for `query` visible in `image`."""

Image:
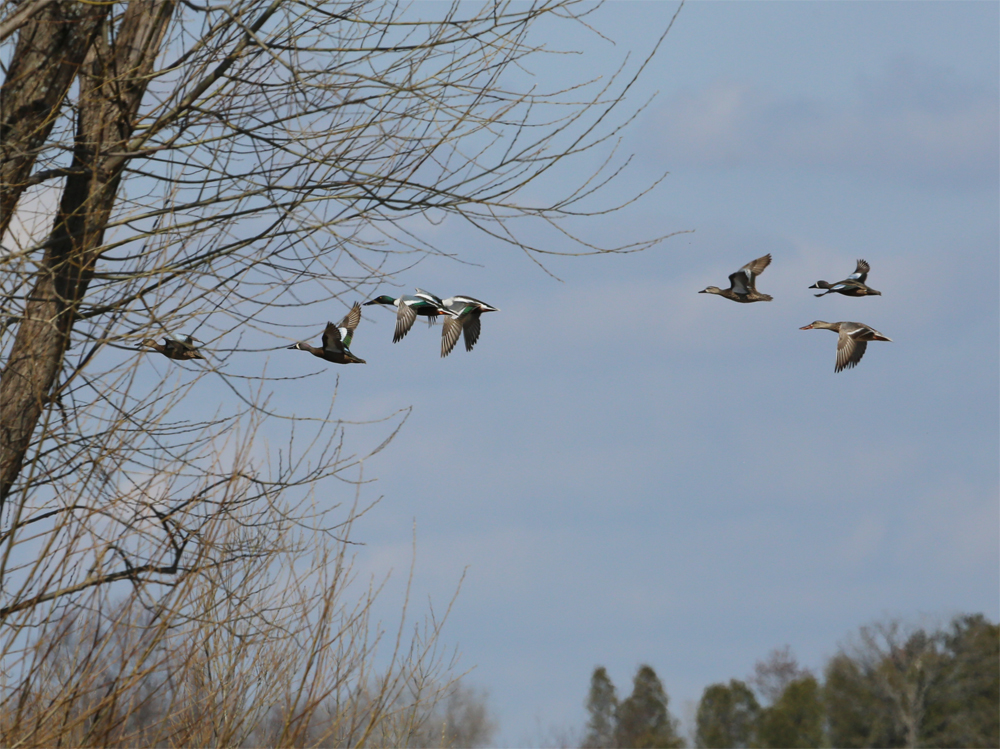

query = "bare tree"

[748,644,811,706]
[0,0,681,742]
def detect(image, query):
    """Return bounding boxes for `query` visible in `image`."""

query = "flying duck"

[439,295,500,357]
[363,290,452,343]
[809,259,881,297]
[137,334,205,361]
[799,320,892,372]
[699,254,773,303]
[288,302,366,364]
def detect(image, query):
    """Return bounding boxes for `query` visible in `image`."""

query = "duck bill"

[799,324,815,330]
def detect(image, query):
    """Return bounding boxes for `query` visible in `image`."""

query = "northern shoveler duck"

[809,259,881,297]
[137,334,205,360]
[799,320,892,372]
[288,302,366,364]
[699,254,773,302]
[363,290,451,343]
[439,295,500,357]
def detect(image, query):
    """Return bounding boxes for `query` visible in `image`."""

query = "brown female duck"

[799,320,892,372]
[138,334,205,360]
[810,259,881,297]
[699,254,773,303]
[288,302,366,364]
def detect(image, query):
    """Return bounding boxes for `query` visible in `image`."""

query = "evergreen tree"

[825,652,905,748]
[615,665,685,749]
[695,679,760,748]
[583,667,619,749]
[754,675,824,749]
[920,615,999,748]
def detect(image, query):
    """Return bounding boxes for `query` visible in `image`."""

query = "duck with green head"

[438,294,500,357]
[363,290,452,343]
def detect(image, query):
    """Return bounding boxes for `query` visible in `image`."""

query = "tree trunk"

[0,0,174,510]
[0,0,107,240]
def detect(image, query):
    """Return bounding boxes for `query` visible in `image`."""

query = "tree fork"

[0,0,108,240]
[0,0,175,512]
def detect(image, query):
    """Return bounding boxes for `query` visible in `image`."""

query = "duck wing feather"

[441,316,463,357]
[322,321,346,354]
[462,313,482,352]
[835,326,868,372]
[337,302,362,347]
[728,269,750,295]
[849,259,870,283]
[743,254,772,277]
[394,300,418,343]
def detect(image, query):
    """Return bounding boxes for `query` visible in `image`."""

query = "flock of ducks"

[699,254,891,372]
[139,258,891,374]
[138,289,500,365]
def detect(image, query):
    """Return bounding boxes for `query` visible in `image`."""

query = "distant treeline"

[581,613,999,749]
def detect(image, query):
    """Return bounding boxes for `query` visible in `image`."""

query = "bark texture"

[0,0,106,239]
[0,0,174,509]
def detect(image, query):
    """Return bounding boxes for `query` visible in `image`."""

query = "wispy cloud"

[654,57,998,188]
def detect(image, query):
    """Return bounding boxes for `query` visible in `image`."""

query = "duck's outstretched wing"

[394,300,418,343]
[836,329,867,372]
[728,269,750,295]
[322,321,346,354]
[462,313,482,352]
[441,316,463,358]
[338,302,362,332]
[414,288,445,306]
[730,254,771,294]
[337,302,362,347]
[849,259,870,283]
[743,254,772,278]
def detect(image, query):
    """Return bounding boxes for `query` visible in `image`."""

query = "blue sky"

[262,2,998,742]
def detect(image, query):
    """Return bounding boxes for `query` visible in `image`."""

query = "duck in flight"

[288,302,366,364]
[439,295,500,357]
[809,259,881,297]
[799,320,891,372]
[363,290,452,343]
[138,334,205,361]
[699,254,773,303]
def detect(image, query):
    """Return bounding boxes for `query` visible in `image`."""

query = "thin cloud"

[655,57,998,188]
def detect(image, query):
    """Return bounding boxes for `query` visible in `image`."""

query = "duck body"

[138,334,205,360]
[289,302,366,364]
[810,259,881,297]
[799,320,891,372]
[699,254,773,303]
[363,290,452,343]
[439,295,500,357]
